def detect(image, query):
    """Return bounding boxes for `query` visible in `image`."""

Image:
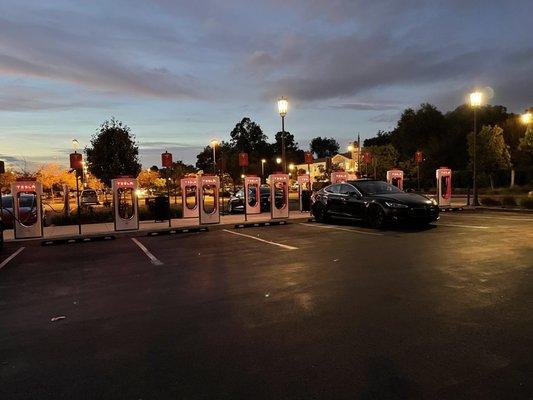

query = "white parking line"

[299,223,384,236]
[437,223,489,229]
[0,247,25,270]
[131,238,164,265]
[222,229,298,250]
[441,214,533,222]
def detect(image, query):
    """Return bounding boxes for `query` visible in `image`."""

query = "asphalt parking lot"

[1,211,532,399]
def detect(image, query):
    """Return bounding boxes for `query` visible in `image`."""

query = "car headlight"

[384,201,409,209]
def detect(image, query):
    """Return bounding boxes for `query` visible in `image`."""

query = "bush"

[501,196,517,207]
[480,197,502,207]
[50,209,114,226]
[520,198,533,209]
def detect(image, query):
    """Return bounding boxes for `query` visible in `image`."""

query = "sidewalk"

[3,211,311,242]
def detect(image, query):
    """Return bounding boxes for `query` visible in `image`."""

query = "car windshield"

[352,180,402,195]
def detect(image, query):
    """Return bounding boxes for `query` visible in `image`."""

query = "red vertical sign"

[239,152,249,167]
[304,152,313,164]
[161,151,173,167]
[415,151,423,163]
[363,152,372,165]
[70,153,82,169]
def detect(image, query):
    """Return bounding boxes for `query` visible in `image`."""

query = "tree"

[363,144,399,179]
[0,168,18,194]
[310,137,339,158]
[272,131,304,164]
[519,125,533,153]
[137,169,161,191]
[36,163,76,194]
[229,117,269,154]
[468,125,511,190]
[364,130,392,147]
[86,118,142,187]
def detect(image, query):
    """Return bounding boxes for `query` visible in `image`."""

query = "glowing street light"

[469,90,483,206]
[521,110,532,126]
[276,157,282,165]
[277,96,289,173]
[288,163,295,171]
[469,91,483,107]
[72,139,79,152]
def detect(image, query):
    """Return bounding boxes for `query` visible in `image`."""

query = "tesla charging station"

[269,173,289,219]
[386,169,404,190]
[112,177,139,231]
[181,176,199,218]
[331,171,349,184]
[198,175,220,224]
[244,175,261,215]
[297,174,311,212]
[10,179,43,239]
[436,168,452,207]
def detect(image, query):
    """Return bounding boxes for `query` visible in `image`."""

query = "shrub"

[520,198,533,209]
[480,197,501,207]
[501,196,517,207]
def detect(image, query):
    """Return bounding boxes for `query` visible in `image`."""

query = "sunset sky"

[1,0,532,169]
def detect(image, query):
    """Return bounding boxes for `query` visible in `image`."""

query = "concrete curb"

[460,206,533,214]
[233,220,289,229]
[6,217,312,246]
[42,234,116,246]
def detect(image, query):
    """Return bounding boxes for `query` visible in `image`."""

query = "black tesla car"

[311,179,439,228]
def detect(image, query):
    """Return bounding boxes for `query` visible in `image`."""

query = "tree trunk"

[489,174,495,191]
[509,168,515,189]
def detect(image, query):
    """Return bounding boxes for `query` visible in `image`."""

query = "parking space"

[1,212,532,398]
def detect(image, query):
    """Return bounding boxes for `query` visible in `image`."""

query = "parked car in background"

[227,185,271,213]
[311,179,439,228]
[0,194,39,228]
[80,189,99,206]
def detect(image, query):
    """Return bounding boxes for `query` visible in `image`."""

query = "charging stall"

[269,173,289,219]
[112,177,139,231]
[297,174,311,212]
[244,175,261,215]
[436,168,452,207]
[181,176,199,218]
[10,180,43,239]
[330,171,349,184]
[386,169,404,190]
[198,175,220,224]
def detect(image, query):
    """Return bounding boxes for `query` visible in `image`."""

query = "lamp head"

[277,97,288,117]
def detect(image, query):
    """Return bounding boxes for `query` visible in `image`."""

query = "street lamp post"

[71,139,82,235]
[261,159,266,182]
[210,139,219,174]
[470,91,482,206]
[277,97,289,173]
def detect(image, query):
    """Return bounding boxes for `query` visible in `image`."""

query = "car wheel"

[313,204,329,223]
[368,205,385,229]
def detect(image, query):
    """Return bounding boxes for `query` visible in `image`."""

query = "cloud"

[0,83,113,111]
[0,17,201,99]
[329,102,403,111]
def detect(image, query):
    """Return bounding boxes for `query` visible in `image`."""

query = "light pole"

[71,139,82,234]
[470,91,482,206]
[261,159,266,182]
[277,97,289,173]
[210,139,219,174]
[276,157,282,170]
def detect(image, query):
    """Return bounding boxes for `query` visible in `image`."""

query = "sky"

[1,0,532,170]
